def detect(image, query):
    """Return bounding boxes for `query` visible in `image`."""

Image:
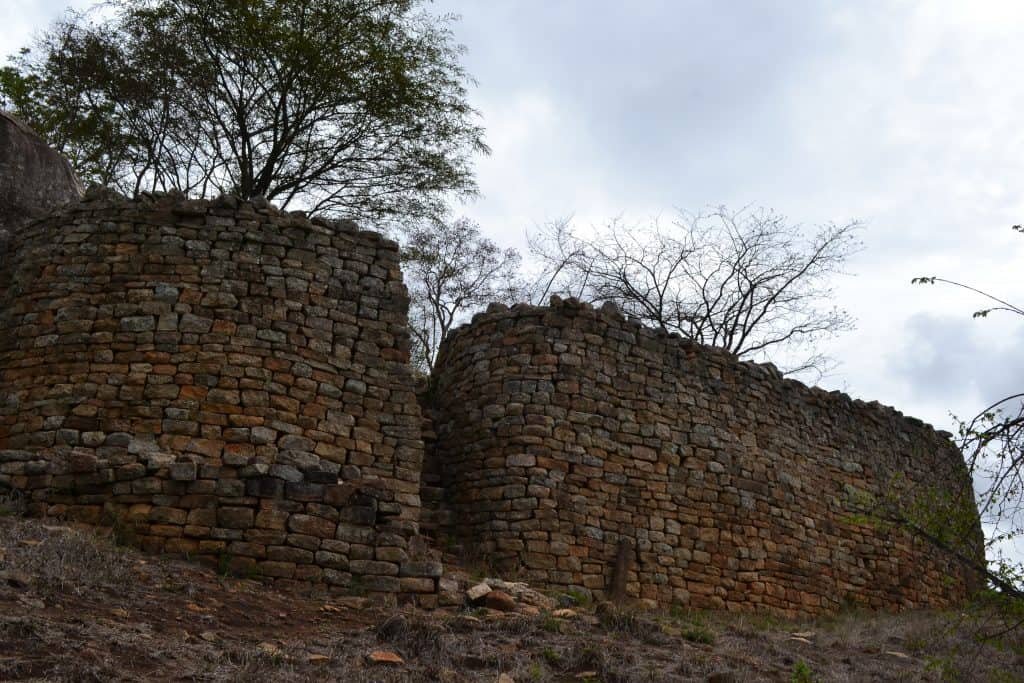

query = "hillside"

[0,515,1021,683]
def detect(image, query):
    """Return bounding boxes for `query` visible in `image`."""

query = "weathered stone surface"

[0,192,428,599]
[169,462,197,481]
[466,583,492,602]
[0,111,81,226]
[400,560,443,578]
[0,111,82,287]
[483,590,517,612]
[288,514,336,539]
[424,298,984,617]
[367,650,404,665]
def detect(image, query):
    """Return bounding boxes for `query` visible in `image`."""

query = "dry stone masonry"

[424,298,983,617]
[0,189,440,605]
[0,117,982,615]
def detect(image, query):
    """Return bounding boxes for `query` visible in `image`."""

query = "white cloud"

[437,0,1024,412]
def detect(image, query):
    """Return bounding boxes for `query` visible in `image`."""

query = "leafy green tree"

[1,0,487,222]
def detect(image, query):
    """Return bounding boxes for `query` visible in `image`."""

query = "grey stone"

[0,111,81,229]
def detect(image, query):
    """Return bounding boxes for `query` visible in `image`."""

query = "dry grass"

[1,515,1023,681]
[0,518,132,597]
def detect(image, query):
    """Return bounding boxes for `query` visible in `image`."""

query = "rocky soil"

[0,515,1021,682]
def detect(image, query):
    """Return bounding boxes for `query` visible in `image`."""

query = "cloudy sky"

[4,0,1022,426]
[4,1,1024,548]
[429,0,1024,431]
[439,0,1024,563]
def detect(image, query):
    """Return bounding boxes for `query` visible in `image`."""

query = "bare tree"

[399,217,523,374]
[529,207,862,379]
[912,227,1024,597]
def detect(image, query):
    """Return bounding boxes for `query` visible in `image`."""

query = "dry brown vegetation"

[0,514,1022,682]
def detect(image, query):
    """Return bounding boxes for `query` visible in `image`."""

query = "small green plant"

[462,554,497,582]
[904,635,929,653]
[435,532,458,553]
[540,613,561,633]
[0,489,27,517]
[791,660,817,683]
[667,604,709,623]
[681,624,715,644]
[97,507,139,548]
[216,551,231,576]
[741,611,785,632]
[924,655,963,682]
[244,561,262,581]
[541,646,561,665]
[563,588,593,607]
[528,662,543,681]
[665,605,716,643]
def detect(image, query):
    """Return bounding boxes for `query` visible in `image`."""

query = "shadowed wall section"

[0,111,82,224]
[0,192,440,604]
[0,111,83,300]
[426,298,983,617]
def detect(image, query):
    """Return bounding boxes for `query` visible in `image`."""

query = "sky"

[4,1,1024,551]
[431,0,1024,560]
[424,0,1024,428]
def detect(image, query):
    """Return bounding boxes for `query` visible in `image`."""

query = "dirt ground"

[0,516,1022,682]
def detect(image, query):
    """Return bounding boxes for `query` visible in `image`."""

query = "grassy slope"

[0,515,1022,683]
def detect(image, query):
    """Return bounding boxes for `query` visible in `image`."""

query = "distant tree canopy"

[0,0,487,223]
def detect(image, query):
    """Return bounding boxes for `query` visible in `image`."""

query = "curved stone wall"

[0,191,439,603]
[427,298,982,616]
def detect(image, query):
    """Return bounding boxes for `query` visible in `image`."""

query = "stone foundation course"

[425,298,983,617]
[0,190,440,604]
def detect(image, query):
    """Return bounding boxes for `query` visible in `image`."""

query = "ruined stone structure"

[424,299,982,617]
[0,117,982,615]
[0,190,440,605]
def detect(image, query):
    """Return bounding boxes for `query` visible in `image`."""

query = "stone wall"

[0,115,984,615]
[0,111,82,292]
[426,297,982,617]
[0,190,440,604]
[0,111,82,223]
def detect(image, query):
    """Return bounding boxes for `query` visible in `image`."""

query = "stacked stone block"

[417,401,456,540]
[427,297,982,617]
[0,190,440,604]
